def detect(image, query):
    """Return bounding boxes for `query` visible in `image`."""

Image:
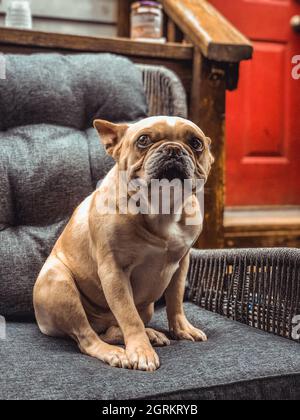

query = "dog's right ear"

[93,119,129,158]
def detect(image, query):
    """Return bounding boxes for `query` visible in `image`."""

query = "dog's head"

[94,116,214,184]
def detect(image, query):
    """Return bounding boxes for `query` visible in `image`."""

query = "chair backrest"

[0,55,188,319]
[139,64,188,119]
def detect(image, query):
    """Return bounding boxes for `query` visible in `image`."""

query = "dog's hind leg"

[145,328,171,346]
[34,257,131,369]
[100,302,170,346]
[101,326,170,347]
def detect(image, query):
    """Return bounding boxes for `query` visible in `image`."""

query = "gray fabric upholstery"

[1,303,299,400]
[0,53,148,318]
[0,126,114,317]
[0,54,148,130]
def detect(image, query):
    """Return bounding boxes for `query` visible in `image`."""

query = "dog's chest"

[166,222,195,252]
[131,223,197,304]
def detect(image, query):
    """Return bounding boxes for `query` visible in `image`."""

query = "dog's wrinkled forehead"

[126,116,205,141]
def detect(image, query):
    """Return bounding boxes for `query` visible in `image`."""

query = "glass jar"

[131,1,165,42]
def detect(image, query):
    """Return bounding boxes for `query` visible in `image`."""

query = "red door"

[210,0,300,206]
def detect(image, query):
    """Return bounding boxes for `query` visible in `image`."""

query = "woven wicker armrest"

[187,248,300,342]
[138,64,188,119]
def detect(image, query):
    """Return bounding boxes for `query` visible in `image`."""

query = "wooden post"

[167,18,183,43]
[191,48,226,249]
[167,19,177,42]
[161,0,252,250]
[117,0,132,37]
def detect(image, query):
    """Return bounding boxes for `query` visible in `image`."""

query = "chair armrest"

[187,248,300,342]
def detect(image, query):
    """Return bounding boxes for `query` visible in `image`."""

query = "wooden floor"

[224,206,300,248]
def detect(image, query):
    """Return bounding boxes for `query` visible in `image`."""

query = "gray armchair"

[0,53,299,401]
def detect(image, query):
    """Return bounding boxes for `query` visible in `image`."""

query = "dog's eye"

[190,137,204,152]
[137,135,152,149]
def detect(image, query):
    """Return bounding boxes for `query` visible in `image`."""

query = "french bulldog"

[33,116,214,372]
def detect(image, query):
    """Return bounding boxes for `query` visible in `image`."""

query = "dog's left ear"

[206,137,212,147]
[93,119,129,158]
[206,137,215,165]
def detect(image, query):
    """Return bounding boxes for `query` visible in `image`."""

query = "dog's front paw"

[101,345,131,369]
[126,342,160,372]
[169,315,207,342]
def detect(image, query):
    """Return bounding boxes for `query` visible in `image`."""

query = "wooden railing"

[0,0,253,249]
[163,0,252,62]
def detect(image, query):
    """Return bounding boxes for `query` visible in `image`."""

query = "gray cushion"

[0,53,148,131]
[1,304,299,400]
[0,53,148,318]
[0,125,113,317]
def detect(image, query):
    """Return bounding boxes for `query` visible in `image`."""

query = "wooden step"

[224,206,300,248]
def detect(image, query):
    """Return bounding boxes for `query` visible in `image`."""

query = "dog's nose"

[162,144,184,158]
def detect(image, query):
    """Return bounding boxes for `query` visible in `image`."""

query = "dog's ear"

[93,119,129,158]
[206,137,215,165]
[206,137,212,147]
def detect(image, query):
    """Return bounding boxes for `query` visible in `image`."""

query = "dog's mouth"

[144,152,195,183]
[154,159,193,182]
